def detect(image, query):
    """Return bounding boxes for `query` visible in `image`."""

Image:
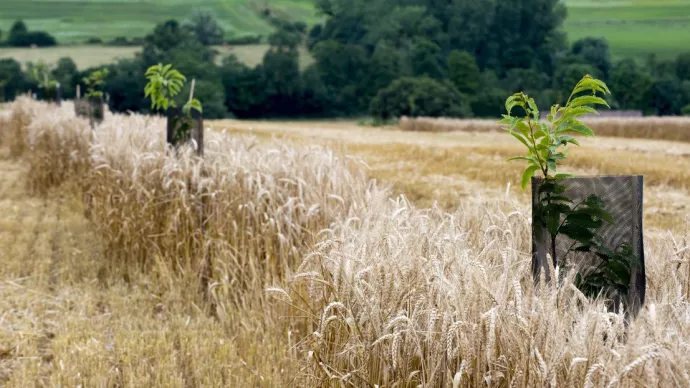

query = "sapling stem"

[188,79,196,104]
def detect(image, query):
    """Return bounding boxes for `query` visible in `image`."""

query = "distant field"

[0,44,314,70]
[0,46,140,69]
[0,0,318,44]
[564,0,690,59]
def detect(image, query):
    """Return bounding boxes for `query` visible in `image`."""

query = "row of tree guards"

[74,85,105,128]
[34,70,646,317]
[72,70,204,159]
[26,83,62,106]
[505,76,648,321]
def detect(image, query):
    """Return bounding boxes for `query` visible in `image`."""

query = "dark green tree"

[646,76,688,116]
[52,57,79,99]
[369,76,472,120]
[260,48,303,116]
[220,55,266,117]
[572,37,612,80]
[676,52,690,81]
[471,71,507,118]
[104,59,148,113]
[142,19,214,66]
[0,59,25,101]
[8,20,28,42]
[367,40,405,92]
[267,27,303,51]
[175,79,226,118]
[486,0,567,74]
[184,9,225,46]
[447,50,480,94]
[300,65,334,116]
[553,63,600,104]
[445,0,496,55]
[609,59,653,110]
[312,40,371,113]
[409,37,444,79]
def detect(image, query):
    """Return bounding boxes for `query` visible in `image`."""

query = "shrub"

[226,35,263,45]
[369,76,472,120]
[682,104,690,116]
[107,36,143,46]
[9,30,57,47]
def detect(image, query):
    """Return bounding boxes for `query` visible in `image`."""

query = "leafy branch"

[145,63,203,148]
[501,75,638,302]
[27,61,58,91]
[500,75,610,188]
[83,68,109,99]
[144,63,186,111]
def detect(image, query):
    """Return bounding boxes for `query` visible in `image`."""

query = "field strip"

[0,146,295,385]
[212,120,690,233]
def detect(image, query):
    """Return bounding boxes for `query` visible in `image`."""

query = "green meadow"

[563,0,690,59]
[0,0,318,43]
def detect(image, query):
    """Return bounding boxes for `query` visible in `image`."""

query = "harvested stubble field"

[0,100,689,387]
[398,116,690,143]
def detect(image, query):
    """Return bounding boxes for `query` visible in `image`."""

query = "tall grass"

[278,197,690,386]
[399,116,690,143]
[5,98,690,386]
[6,97,386,310]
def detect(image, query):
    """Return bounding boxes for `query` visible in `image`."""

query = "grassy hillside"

[564,0,690,59]
[0,0,319,43]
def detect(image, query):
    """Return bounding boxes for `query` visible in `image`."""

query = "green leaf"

[505,94,524,115]
[508,131,533,150]
[512,120,531,135]
[556,122,595,137]
[546,212,560,236]
[554,173,574,179]
[558,106,599,122]
[556,135,580,146]
[527,98,539,120]
[544,202,572,214]
[560,223,596,244]
[577,207,616,224]
[521,165,540,189]
[546,195,573,203]
[498,115,514,125]
[569,95,610,109]
[570,75,611,97]
[564,213,603,229]
[538,181,566,195]
[546,159,557,171]
[507,156,533,162]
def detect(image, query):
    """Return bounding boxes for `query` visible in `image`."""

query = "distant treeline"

[2,1,690,119]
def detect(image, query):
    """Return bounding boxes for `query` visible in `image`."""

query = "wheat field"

[1,99,689,387]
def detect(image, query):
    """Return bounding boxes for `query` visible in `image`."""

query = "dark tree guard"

[531,176,645,316]
[74,99,89,117]
[74,97,104,128]
[55,84,62,106]
[166,107,204,157]
[41,85,61,105]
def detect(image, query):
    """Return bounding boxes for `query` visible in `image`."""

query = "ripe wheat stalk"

[4,98,690,387]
